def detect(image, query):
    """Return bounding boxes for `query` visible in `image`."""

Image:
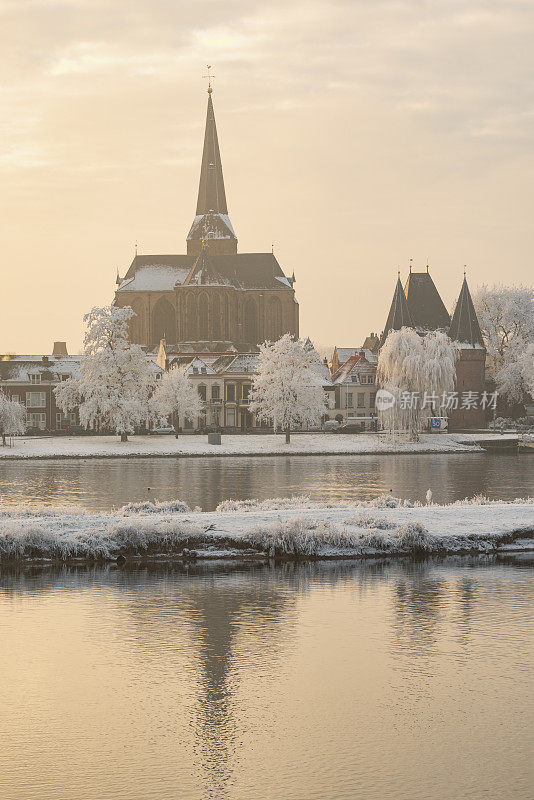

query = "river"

[0,557,532,800]
[0,452,532,510]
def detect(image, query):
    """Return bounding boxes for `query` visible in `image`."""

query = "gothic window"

[266,296,282,341]
[186,294,197,341]
[152,298,176,345]
[244,298,257,344]
[128,299,144,343]
[198,294,209,340]
[211,294,221,340]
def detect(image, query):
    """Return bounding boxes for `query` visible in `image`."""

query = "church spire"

[196,91,227,215]
[187,87,237,255]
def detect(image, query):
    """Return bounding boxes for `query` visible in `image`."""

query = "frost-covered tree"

[520,343,534,398]
[377,328,458,441]
[0,390,26,445]
[473,284,534,402]
[152,363,203,437]
[55,306,157,441]
[249,334,326,443]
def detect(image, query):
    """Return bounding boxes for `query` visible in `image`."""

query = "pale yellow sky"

[1,0,533,353]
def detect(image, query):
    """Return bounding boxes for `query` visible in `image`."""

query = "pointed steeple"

[187,90,237,255]
[449,276,484,347]
[380,275,413,345]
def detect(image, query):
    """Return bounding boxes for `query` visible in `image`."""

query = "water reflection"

[0,557,532,800]
[0,453,532,511]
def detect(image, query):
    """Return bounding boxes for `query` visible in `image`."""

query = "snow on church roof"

[118,265,190,292]
[118,253,295,292]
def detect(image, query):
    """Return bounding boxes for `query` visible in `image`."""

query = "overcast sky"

[1,0,533,352]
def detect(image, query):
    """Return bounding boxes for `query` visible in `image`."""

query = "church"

[114,86,299,352]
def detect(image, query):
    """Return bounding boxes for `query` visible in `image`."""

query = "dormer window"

[29,374,41,384]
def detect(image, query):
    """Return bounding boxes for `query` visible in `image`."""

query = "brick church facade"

[114,87,298,351]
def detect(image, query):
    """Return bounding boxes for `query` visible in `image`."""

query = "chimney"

[53,342,68,356]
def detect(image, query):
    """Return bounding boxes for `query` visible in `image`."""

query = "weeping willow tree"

[377,328,458,441]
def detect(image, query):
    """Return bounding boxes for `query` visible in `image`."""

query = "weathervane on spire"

[464,264,467,278]
[409,258,413,274]
[203,64,214,93]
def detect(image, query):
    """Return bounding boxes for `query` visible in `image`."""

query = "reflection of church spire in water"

[183,569,296,797]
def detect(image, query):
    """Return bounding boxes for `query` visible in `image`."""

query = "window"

[370,392,377,408]
[351,376,358,383]
[28,412,46,430]
[346,392,353,408]
[226,384,236,402]
[226,408,236,427]
[56,412,75,430]
[26,392,46,408]
[11,394,20,403]
[357,392,365,408]
[57,373,70,382]
[198,385,207,402]
[29,374,41,384]
[212,385,220,400]
[242,384,251,401]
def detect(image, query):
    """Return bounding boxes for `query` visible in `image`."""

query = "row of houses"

[0,340,380,433]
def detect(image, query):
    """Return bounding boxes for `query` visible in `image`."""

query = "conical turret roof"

[449,276,484,346]
[380,276,413,345]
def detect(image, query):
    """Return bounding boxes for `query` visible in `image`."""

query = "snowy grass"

[0,495,532,564]
[0,432,487,460]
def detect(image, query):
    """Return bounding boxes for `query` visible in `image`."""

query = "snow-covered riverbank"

[0,432,491,459]
[1,496,532,564]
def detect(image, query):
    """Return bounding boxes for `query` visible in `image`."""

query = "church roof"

[404,271,450,331]
[184,246,228,286]
[380,277,413,345]
[118,253,293,292]
[449,276,485,347]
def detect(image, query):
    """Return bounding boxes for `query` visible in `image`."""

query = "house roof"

[332,353,376,385]
[335,347,378,365]
[449,277,485,347]
[404,271,450,332]
[0,354,162,383]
